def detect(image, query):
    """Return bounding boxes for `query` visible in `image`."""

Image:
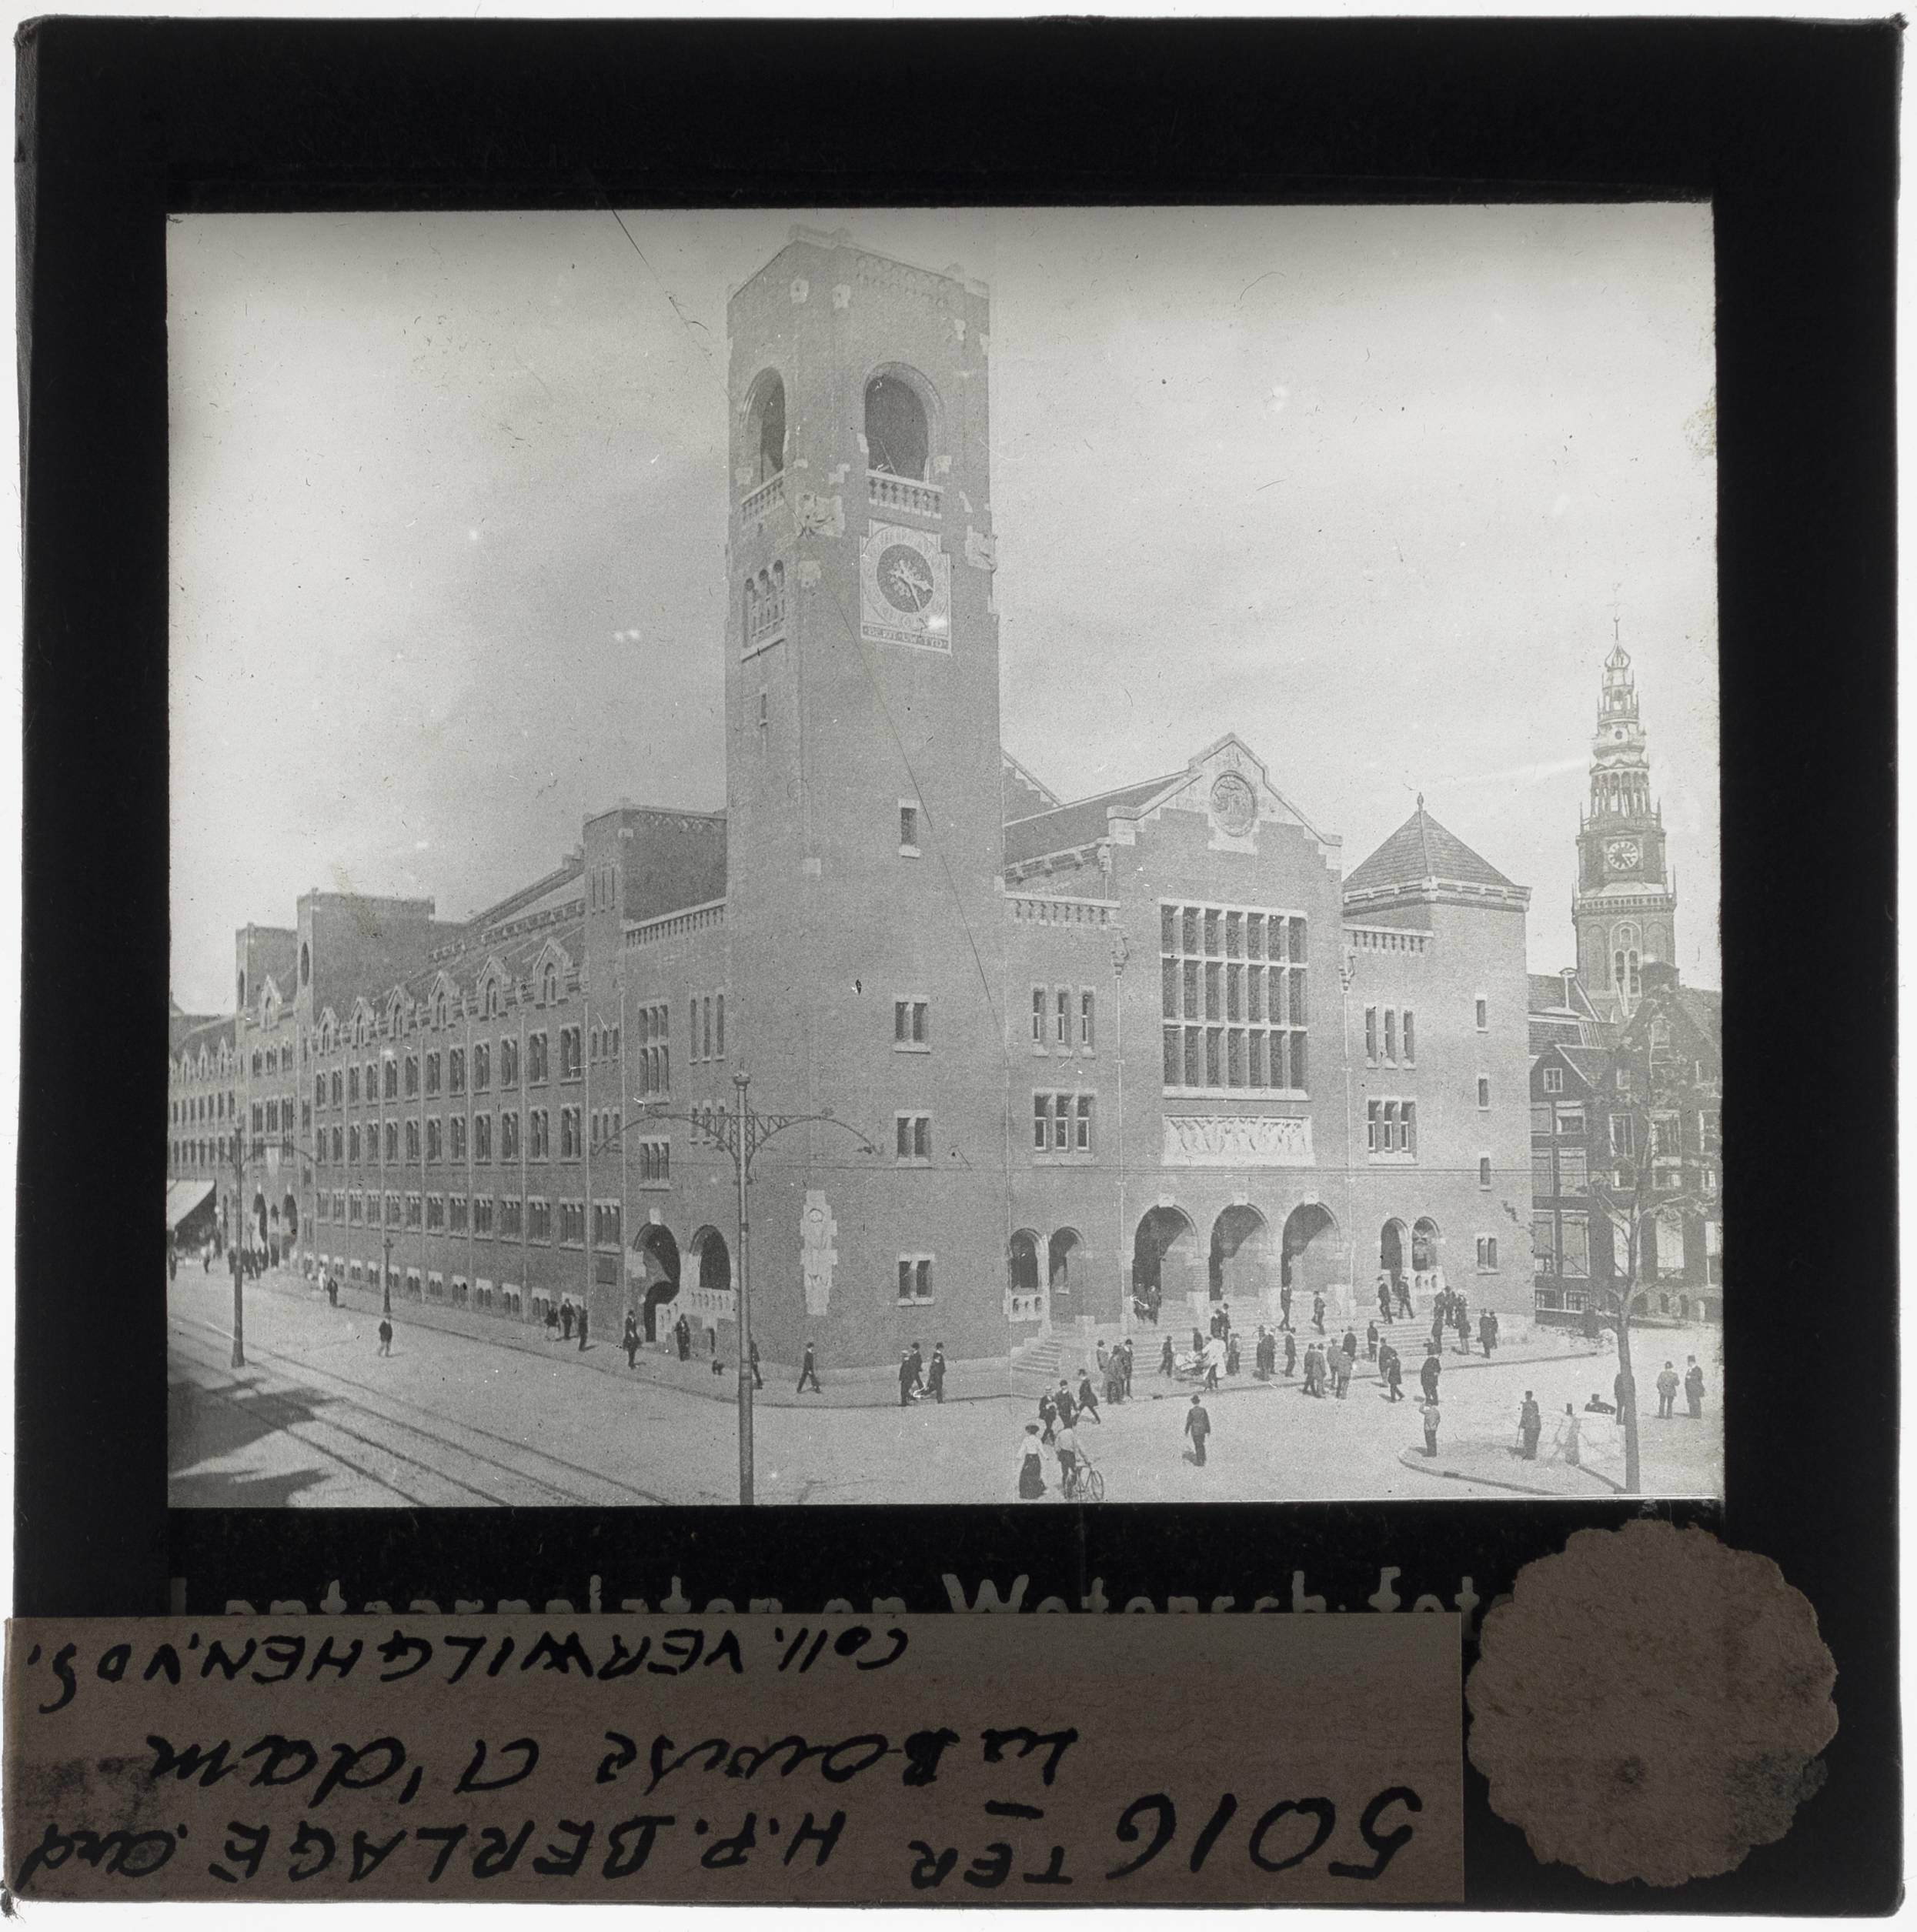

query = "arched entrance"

[1008,1230,1041,1323]
[1412,1216,1441,1275]
[282,1193,298,1243]
[251,1191,268,1248]
[691,1227,733,1293]
[1047,1229,1083,1320]
[1282,1203,1340,1302]
[1130,1206,1197,1325]
[633,1225,681,1341]
[1380,1218,1408,1289]
[1209,1206,1272,1308]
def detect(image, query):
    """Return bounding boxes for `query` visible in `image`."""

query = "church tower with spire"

[1572,637,1676,1018]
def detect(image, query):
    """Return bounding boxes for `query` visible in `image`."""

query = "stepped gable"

[1344,799,1518,898]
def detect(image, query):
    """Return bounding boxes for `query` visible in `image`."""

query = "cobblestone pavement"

[169,1266,1723,1506]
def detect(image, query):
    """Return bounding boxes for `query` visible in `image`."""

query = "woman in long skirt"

[1017,1423,1048,1500]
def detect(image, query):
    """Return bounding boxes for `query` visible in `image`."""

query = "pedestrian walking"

[1038,1390,1057,1444]
[326,1275,339,1307]
[899,1351,920,1406]
[907,1341,925,1398]
[1017,1423,1048,1500]
[1366,1320,1380,1362]
[576,1306,589,1350]
[674,1313,691,1362]
[1655,1361,1678,1418]
[797,1341,822,1394]
[927,1344,945,1402]
[623,1310,640,1369]
[1377,1276,1393,1326]
[1284,1330,1297,1379]
[750,1337,763,1390]
[1096,1340,1109,1377]
[1278,1284,1294,1332]
[546,1303,561,1341]
[1478,1311,1495,1357]
[1302,1343,1324,1397]
[1184,1393,1211,1467]
[1430,1301,1447,1349]
[1394,1276,1413,1319]
[1518,1392,1541,1460]
[1159,1336,1175,1378]
[1225,1332,1241,1378]
[1384,1345,1404,1403]
[1332,1347,1351,1400]
[1121,1339,1135,1396]
[1419,1350,1441,1404]
[377,1316,393,1357]
[1077,1370,1101,1424]
[1421,1396,1441,1457]
[1055,1380,1077,1431]
[1554,1404,1583,1466]
[1312,1293,1327,1335]
[1613,1368,1633,1414]
[1684,1356,1705,1419]
[561,1301,574,1342]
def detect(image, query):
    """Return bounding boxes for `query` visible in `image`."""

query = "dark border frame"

[16,18,1900,1911]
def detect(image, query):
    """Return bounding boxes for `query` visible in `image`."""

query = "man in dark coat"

[1377,1277,1394,1326]
[1684,1356,1706,1418]
[1419,1349,1441,1404]
[1184,1393,1211,1467]
[1394,1276,1414,1319]
[623,1309,640,1369]
[675,1313,691,1362]
[1383,1345,1404,1403]
[797,1341,821,1394]
[1519,1391,1542,1459]
[1312,1293,1327,1335]
[1077,1368,1101,1424]
[576,1304,589,1351]
[927,1343,945,1402]
[561,1301,574,1342]
[1278,1283,1294,1332]
[899,1351,919,1406]
[1283,1330,1297,1379]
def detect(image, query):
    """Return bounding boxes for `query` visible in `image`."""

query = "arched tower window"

[865,373,928,480]
[747,374,786,484]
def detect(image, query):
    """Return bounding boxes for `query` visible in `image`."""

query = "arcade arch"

[1281,1203,1340,1301]
[1210,1205,1272,1305]
[633,1224,681,1341]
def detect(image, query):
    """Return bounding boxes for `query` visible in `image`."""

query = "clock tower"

[1572,637,1676,1018]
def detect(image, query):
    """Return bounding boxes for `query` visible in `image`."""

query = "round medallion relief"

[1210,772,1257,834]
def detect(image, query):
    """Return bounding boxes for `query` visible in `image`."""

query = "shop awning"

[165,1178,215,1232]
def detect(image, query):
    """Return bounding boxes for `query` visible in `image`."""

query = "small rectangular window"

[1055,988,1070,1046]
[1074,1095,1094,1152]
[899,804,919,852]
[1478,1156,1492,1188]
[1033,1093,1049,1151]
[1476,1236,1500,1270]
[1543,1066,1564,1094]
[1477,1076,1491,1109]
[1079,990,1095,1049]
[1366,1098,1380,1151]
[715,994,725,1059]
[1031,988,1046,1047]
[1364,1006,1377,1060]
[1475,996,1488,1030]
[1402,1009,1415,1063]
[1383,1009,1398,1063]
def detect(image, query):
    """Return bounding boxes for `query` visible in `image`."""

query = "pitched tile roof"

[1004,774,1179,869]
[1344,801,1518,896]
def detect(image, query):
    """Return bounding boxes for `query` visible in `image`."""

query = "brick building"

[1526,649,1722,1325]
[169,229,1541,1385]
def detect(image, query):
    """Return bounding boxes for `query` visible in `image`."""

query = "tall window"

[1078,991,1096,1050]
[1478,1155,1492,1188]
[1543,1066,1564,1094]
[1365,1099,1417,1155]
[1383,1009,1398,1062]
[1160,901,1307,1093]
[896,1256,934,1304]
[895,1113,932,1164]
[1054,989,1070,1047]
[895,999,929,1048]
[866,374,928,480]
[899,803,919,853]
[751,373,786,483]
[1475,1236,1500,1270]
[1477,1076,1491,1109]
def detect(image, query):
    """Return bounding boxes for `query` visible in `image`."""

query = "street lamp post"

[228,1136,248,1367]
[382,1232,394,1316]
[619,1075,874,1506]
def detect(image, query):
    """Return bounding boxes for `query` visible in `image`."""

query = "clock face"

[877,543,935,613]
[1606,839,1641,870]
[1211,772,1257,834]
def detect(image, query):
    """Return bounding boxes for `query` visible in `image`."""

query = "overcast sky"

[170,204,1718,1013]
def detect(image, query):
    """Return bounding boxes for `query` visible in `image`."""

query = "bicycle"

[1060,1451,1105,1503]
